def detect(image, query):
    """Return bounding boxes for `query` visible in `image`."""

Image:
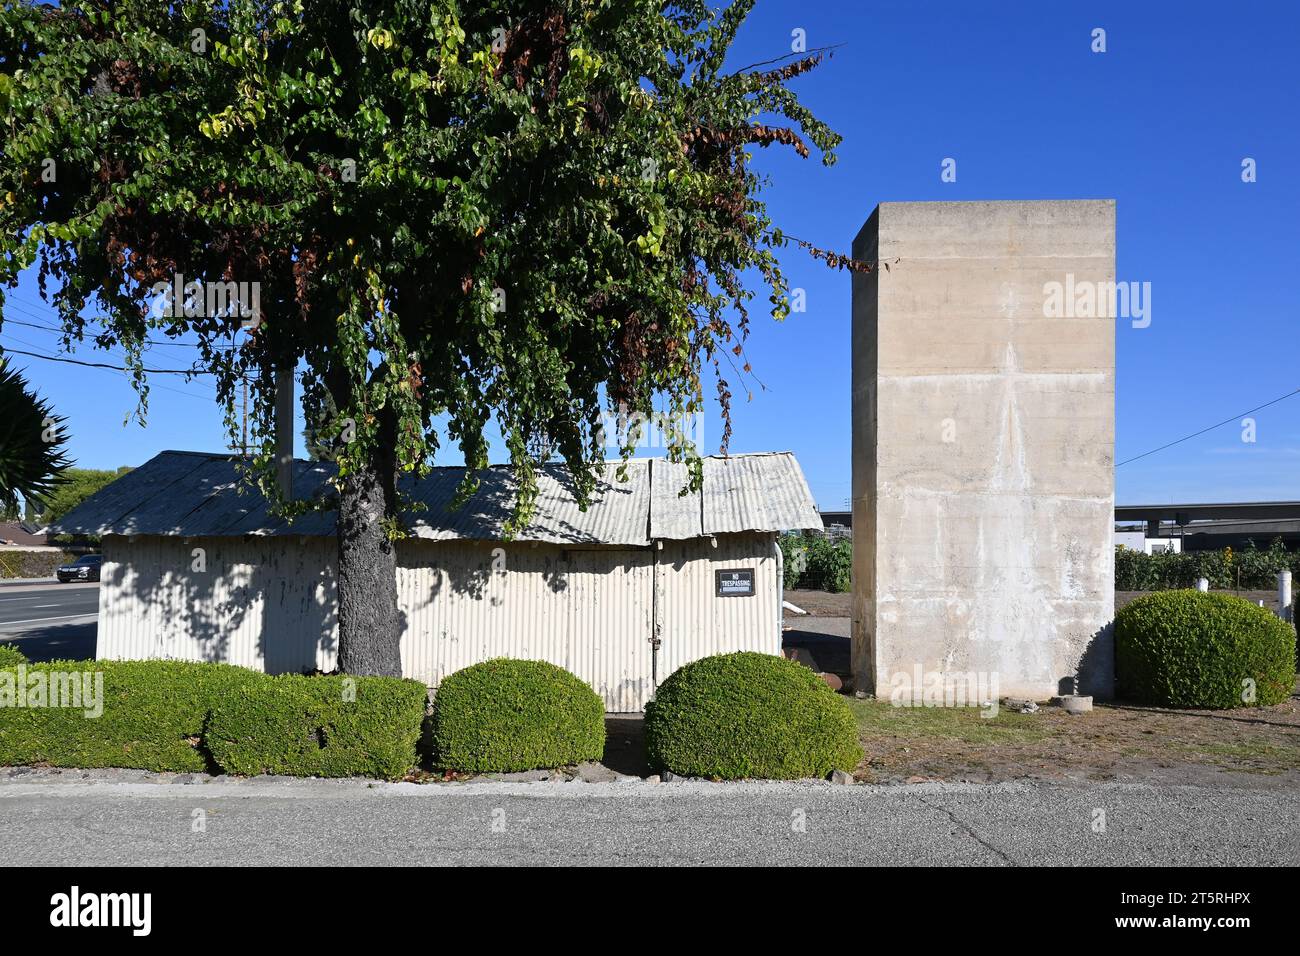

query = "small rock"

[662,771,681,782]
[828,769,854,786]
[1001,696,1039,713]
[644,774,661,784]
[853,689,870,700]
[905,775,927,784]
[172,774,194,785]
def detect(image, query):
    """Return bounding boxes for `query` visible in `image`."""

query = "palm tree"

[0,356,71,516]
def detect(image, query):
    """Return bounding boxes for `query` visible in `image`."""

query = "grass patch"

[849,698,1055,746]
[1166,740,1300,770]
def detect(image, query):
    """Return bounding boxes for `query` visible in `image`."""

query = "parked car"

[56,554,102,583]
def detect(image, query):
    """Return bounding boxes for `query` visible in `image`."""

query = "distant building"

[0,521,47,547]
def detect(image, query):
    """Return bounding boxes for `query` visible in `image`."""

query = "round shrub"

[645,651,862,780]
[0,643,27,668]
[1116,590,1297,708]
[430,659,605,772]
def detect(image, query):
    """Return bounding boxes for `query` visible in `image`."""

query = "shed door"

[563,548,653,712]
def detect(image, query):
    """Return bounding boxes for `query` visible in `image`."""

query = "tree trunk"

[335,413,403,676]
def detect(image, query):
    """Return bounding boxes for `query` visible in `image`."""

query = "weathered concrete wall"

[852,200,1116,701]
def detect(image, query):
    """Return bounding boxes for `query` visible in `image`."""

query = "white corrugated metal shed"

[56,449,821,711]
[50,449,822,543]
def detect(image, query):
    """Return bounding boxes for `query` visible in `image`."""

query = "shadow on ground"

[603,715,652,776]
[783,617,850,678]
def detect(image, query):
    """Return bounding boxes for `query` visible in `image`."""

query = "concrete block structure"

[851,200,1115,700]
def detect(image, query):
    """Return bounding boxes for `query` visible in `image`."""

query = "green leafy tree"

[0,356,71,516]
[0,1,864,675]
[38,466,132,524]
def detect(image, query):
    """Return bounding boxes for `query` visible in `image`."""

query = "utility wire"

[1,299,239,350]
[0,334,219,405]
[0,344,208,376]
[1117,388,1300,466]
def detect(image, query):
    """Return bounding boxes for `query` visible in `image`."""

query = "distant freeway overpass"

[1114,501,1300,523]
[820,502,1300,551]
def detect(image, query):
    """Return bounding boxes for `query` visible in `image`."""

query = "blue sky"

[3,0,1298,510]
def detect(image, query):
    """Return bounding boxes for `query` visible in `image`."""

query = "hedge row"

[0,643,25,668]
[1116,539,1300,591]
[0,659,426,779]
[0,550,78,580]
[206,673,428,780]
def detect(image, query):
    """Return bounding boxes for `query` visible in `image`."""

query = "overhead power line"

[1,299,239,350]
[0,344,208,376]
[0,333,219,405]
[1117,388,1300,467]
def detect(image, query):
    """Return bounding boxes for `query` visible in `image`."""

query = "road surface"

[1,772,1296,866]
[0,582,98,661]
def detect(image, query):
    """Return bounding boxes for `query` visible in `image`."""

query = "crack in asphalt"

[916,794,1018,865]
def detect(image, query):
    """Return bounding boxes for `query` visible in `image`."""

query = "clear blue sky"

[3,0,1298,509]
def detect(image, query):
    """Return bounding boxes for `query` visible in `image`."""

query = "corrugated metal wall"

[98,531,778,711]
[654,534,781,682]
[98,536,338,673]
[395,540,654,712]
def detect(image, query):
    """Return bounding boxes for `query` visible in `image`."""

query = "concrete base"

[1056,694,1094,715]
[851,200,1116,702]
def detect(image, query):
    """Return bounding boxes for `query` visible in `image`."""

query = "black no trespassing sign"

[715,568,755,597]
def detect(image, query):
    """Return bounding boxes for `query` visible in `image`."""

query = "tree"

[0,1,866,675]
[37,466,132,524]
[0,356,71,517]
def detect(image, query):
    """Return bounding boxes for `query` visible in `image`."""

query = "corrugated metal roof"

[49,449,821,544]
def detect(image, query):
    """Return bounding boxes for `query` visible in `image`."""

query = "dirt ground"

[850,694,1300,788]
[784,589,851,617]
[786,587,1300,788]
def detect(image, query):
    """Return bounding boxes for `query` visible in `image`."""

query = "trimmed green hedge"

[0,643,26,667]
[0,659,427,778]
[430,658,605,772]
[645,651,862,780]
[0,659,262,772]
[205,673,427,781]
[1115,590,1297,708]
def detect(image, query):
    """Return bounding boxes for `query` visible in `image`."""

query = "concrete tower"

[851,200,1116,701]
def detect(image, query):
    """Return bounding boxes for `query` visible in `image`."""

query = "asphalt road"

[0,582,98,661]
[1,773,1296,866]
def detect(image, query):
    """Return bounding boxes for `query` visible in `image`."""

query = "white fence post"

[1278,570,1292,623]
[1195,577,1209,592]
